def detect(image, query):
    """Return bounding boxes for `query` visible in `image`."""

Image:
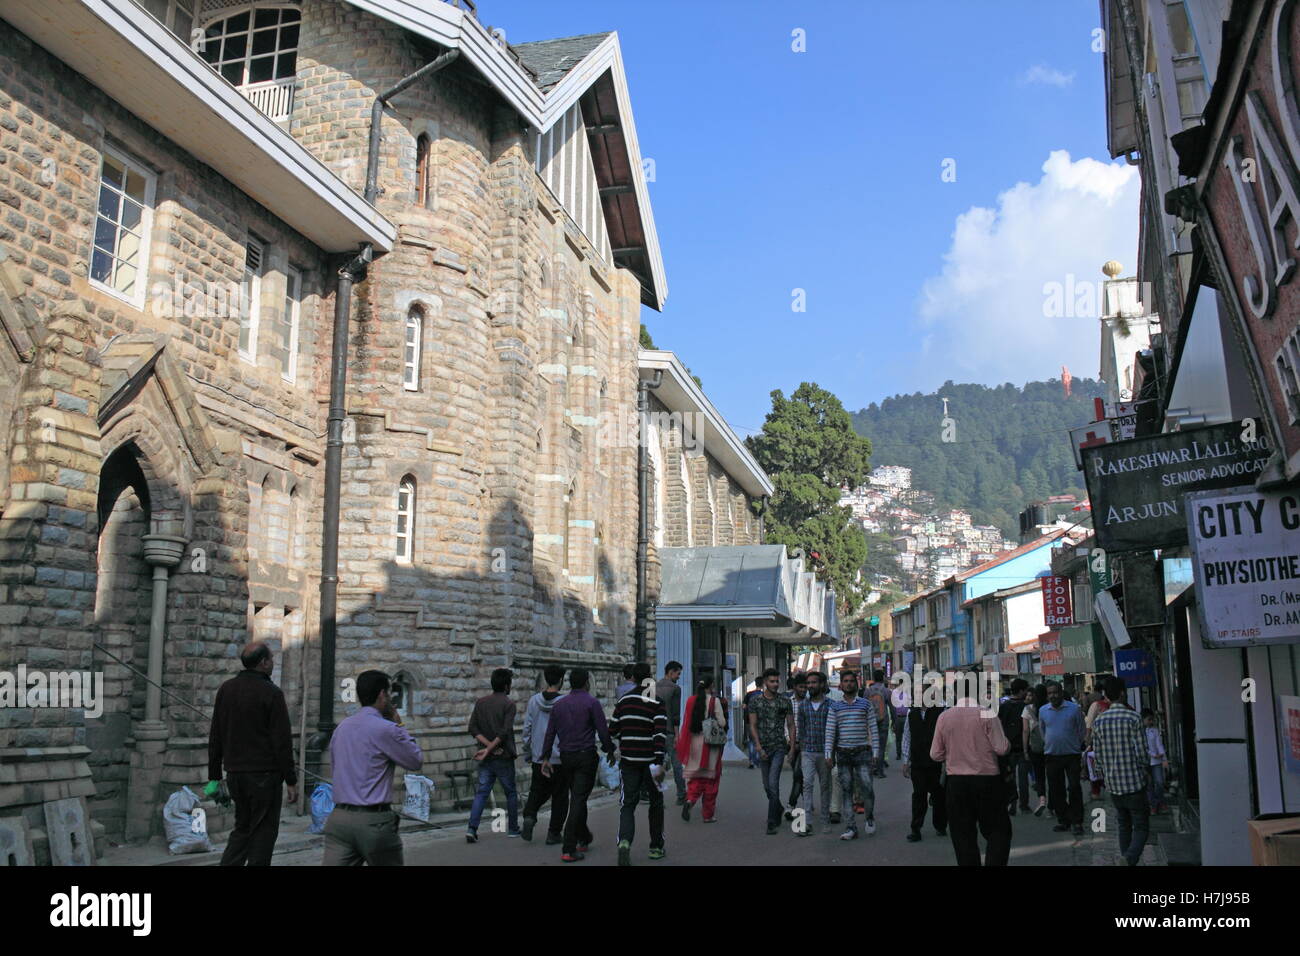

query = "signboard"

[1041,576,1074,627]
[1069,422,1110,470]
[1282,695,1300,777]
[1107,402,1141,441]
[1081,420,1273,551]
[902,650,915,673]
[1088,547,1113,593]
[998,652,1018,674]
[1059,623,1108,673]
[1040,630,1063,676]
[1094,590,1132,648]
[981,655,996,672]
[1186,486,1300,647]
[1196,5,1300,479]
[1114,648,1155,688]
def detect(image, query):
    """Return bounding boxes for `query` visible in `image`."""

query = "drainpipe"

[635,369,663,662]
[364,49,460,203]
[308,47,463,777]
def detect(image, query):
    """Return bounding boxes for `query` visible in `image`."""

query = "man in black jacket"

[207,642,297,866]
[902,702,947,842]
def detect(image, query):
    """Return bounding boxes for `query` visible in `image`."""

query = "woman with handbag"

[677,675,727,823]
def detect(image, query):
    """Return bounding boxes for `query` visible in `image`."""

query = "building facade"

[0,0,667,859]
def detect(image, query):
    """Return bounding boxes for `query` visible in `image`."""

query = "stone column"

[124,533,185,841]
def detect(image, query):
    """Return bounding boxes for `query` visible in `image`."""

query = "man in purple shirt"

[541,667,615,862]
[322,670,423,866]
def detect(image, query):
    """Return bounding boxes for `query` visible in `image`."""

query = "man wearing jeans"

[541,667,616,862]
[655,661,686,805]
[1039,680,1086,837]
[1092,676,1151,865]
[796,671,834,835]
[748,667,796,835]
[826,669,880,840]
[466,667,521,842]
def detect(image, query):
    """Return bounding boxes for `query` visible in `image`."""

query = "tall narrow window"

[281,265,301,382]
[395,477,415,563]
[403,306,422,391]
[239,236,264,361]
[415,134,431,208]
[91,148,155,307]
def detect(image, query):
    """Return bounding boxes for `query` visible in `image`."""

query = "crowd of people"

[205,641,1170,866]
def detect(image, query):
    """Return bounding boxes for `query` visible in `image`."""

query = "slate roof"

[513,32,611,91]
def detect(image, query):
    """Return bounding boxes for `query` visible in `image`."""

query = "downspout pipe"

[364,49,460,203]
[309,50,458,772]
[635,369,663,662]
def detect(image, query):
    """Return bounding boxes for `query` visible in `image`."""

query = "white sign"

[1186,486,1300,647]
[1107,401,1140,441]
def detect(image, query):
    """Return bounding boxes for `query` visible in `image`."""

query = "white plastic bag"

[163,786,213,855]
[600,756,621,791]
[402,774,436,822]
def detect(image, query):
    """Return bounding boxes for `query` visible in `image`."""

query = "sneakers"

[521,818,535,842]
[681,801,692,822]
[507,829,522,838]
[465,830,478,844]
[906,830,922,843]
[703,816,717,823]
[840,827,858,841]
[1034,798,1047,817]
[617,839,631,867]
[864,817,876,836]
[561,852,584,863]
[648,846,666,861]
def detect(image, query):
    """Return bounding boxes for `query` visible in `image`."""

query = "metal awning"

[656,545,838,645]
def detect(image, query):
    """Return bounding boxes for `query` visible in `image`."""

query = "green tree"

[747,383,873,614]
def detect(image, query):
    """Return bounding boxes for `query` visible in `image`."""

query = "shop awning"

[656,545,839,645]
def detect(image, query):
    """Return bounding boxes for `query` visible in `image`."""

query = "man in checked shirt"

[1090,675,1151,866]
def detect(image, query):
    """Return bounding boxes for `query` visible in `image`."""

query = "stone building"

[0,0,666,860]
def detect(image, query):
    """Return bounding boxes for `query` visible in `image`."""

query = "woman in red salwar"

[677,675,726,823]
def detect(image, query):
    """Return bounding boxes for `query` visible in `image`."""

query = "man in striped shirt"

[1091,675,1150,866]
[825,669,880,840]
[610,662,668,866]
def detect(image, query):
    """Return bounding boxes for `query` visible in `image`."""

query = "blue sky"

[500,0,1138,436]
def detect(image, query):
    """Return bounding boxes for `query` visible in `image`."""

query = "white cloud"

[1020,64,1076,88]
[915,150,1139,386]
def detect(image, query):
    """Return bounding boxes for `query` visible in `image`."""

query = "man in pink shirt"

[930,696,1011,866]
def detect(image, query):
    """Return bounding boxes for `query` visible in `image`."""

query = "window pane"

[91,248,113,283]
[223,32,247,61]
[114,261,137,296]
[101,155,125,191]
[226,11,249,32]
[117,230,141,266]
[276,52,297,79]
[120,199,143,231]
[222,62,244,85]
[254,7,280,29]
[251,27,278,56]
[124,168,147,202]
[249,55,275,83]
[397,514,408,535]
[94,217,117,252]
[97,187,120,221]
[281,23,299,49]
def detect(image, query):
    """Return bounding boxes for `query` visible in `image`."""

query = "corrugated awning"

[656,545,838,645]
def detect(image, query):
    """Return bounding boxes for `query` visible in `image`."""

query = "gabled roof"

[345,3,666,309]
[514,33,611,91]
[943,530,1067,588]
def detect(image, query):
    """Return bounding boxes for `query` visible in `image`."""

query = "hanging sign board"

[1081,420,1272,552]
[1041,576,1074,627]
[1186,485,1300,648]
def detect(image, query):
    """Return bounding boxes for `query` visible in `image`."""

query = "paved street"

[279,760,1125,867]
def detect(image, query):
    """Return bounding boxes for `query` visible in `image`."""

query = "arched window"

[415,134,431,208]
[200,5,301,122]
[395,476,416,563]
[403,306,422,391]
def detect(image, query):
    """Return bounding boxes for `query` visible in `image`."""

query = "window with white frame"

[199,5,301,121]
[280,265,301,382]
[404,306,422,390]
[91,148,154,307]
[239,236,264,361]
[139,0,195,39]
[395,477,415,563]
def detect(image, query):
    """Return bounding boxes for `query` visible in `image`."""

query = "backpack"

[999,699,1027,752]
[1027,707,1045,754]
[865,684,889,722]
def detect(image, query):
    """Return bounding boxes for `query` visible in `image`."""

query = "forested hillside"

[851,378,1103,536]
